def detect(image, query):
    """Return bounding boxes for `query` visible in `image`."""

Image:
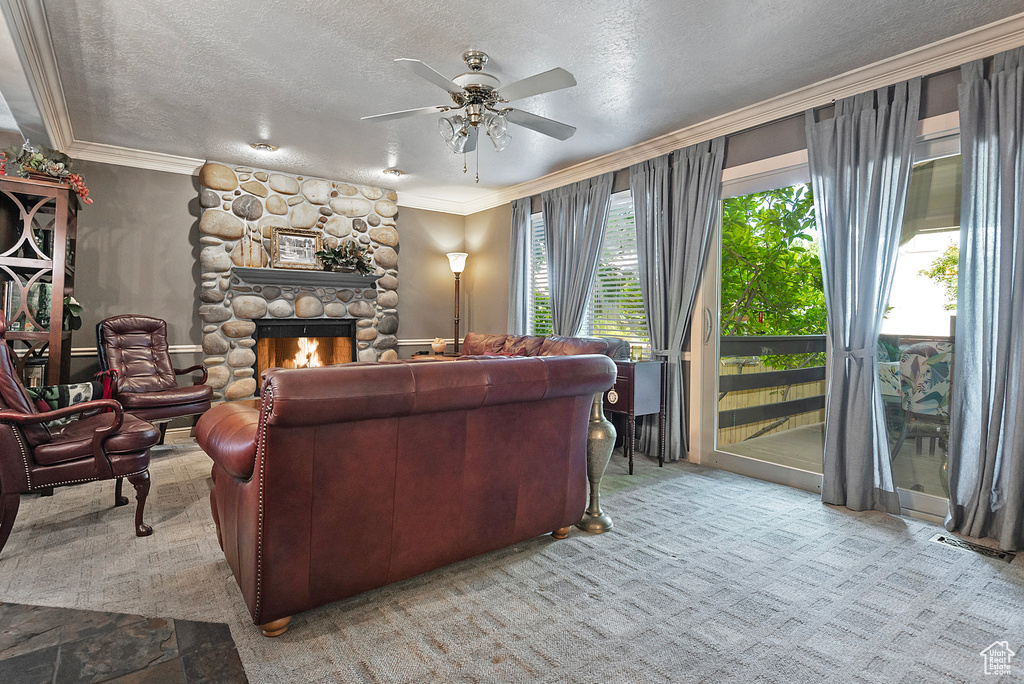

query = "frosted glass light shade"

[446,252,468,274]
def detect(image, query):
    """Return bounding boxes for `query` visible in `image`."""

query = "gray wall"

[464,203,511,337]
[391,206,467,357]
[69,160,202,380]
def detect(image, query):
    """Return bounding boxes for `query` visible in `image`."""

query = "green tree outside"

[720,184,826,369]
[918,244,959,311]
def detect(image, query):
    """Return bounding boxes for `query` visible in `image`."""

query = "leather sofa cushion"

[462,332,630,360]
[117,383,213,409]
[539,336,610,356]
[33,413,160,466]
[501,335,545,356]
[461,333,508,356]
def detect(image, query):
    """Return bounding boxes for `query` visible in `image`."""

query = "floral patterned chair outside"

[893,341,953,458]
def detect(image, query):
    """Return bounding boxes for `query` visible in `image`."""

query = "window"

[527,191,650,351]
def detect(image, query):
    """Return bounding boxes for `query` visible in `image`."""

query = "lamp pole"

[446,252,468,354]
[453,271,461,354]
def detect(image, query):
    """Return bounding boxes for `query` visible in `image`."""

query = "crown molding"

[395,193,470,215]
[1,0,72,149]
[5,0,1024,216]
[66,139,205,175]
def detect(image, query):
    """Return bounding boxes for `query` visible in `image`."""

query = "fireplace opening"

[258,335,352,370]
[253,319,356,384]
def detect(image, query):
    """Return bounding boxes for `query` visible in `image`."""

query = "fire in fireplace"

[252,320,356,381]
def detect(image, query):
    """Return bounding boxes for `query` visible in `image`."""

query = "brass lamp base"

[577,510,613,534]
[576,393,615,534]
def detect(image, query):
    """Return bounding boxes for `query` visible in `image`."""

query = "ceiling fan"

[362,50,577,155]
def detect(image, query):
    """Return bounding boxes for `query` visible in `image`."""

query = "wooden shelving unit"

[0,175,79,386]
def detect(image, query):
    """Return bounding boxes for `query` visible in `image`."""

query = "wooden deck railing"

[718,335,826,429]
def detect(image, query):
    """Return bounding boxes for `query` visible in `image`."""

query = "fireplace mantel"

[233,267,379,289]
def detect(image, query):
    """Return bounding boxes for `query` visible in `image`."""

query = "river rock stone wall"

[196,161,399,401]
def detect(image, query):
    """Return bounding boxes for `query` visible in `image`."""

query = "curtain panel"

[541,173,614,336]
[507,197,532,335]
[946,48,1024,550]
[805,78,921,514]
[630,138,725,461]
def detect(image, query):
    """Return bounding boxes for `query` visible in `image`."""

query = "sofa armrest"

[196,402,260,480]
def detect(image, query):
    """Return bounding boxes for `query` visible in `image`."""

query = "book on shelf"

[2,280,52,332]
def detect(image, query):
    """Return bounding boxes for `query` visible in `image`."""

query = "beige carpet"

[2,444,1023,683]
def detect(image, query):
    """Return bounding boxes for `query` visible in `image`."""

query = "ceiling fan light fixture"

[383,168,404,177]
[249,142,278,152]
[484,112,507,137]
[490,131,512,152]
[447,132,469,154]
[367,51,577,164]
[437,116,457,142]
[439,115,469,153]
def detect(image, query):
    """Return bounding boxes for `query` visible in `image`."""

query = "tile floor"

[0,602,247,683]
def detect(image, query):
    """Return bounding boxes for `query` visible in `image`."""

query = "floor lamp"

[446,252,468,354]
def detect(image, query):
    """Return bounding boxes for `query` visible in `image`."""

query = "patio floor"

[721,422,948,498]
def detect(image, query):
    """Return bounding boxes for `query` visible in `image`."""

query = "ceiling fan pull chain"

[475,143,480,183]
[462,154,467,175]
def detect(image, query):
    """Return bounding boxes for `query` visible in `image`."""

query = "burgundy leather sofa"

[461,332,631,359]
[196,354,616,636]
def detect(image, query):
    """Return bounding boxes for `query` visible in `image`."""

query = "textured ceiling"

[38,0,1024,204]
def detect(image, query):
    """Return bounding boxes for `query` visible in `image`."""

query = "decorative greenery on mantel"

[315,241,374,274]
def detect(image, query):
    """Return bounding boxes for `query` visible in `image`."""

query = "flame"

[292,337,322,368]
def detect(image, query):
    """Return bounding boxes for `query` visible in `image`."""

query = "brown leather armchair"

[0,318,161,556]
[97,315,213,443]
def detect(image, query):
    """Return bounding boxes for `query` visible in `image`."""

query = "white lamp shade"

[446,252,468,274]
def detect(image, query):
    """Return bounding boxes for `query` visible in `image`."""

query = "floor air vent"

[929,533,1016,563]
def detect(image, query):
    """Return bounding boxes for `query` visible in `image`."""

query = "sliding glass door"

[881,145,961,500]
[693,128,961,515]
[699,179,828,483]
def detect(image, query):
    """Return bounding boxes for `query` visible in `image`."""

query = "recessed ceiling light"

[249,142,278,152]
[383,168,404,177]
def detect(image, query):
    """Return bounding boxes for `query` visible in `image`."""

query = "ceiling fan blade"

[463,126,479,153]
[361,105,446,122]
[498,67,576,102]
[396,58,463,94]
[505,109,576,141]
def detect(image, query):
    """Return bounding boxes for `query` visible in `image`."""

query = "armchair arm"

[0,399,125,479]
[175,364,208,385]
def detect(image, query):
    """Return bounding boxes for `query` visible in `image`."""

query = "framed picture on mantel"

[271,228,322,270]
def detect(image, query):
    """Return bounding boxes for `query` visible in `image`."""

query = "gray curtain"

[507,197,532,334]
[946,48,1024,550]
[805,78,921,514]
[541,173,614,336]
[630,138,725,461]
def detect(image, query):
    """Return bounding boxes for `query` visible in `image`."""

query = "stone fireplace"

[195,162,399,401]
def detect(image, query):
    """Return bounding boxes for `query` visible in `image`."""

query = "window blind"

[527,213,553,336]
[526,190,650,351]
[588,191,649,349]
